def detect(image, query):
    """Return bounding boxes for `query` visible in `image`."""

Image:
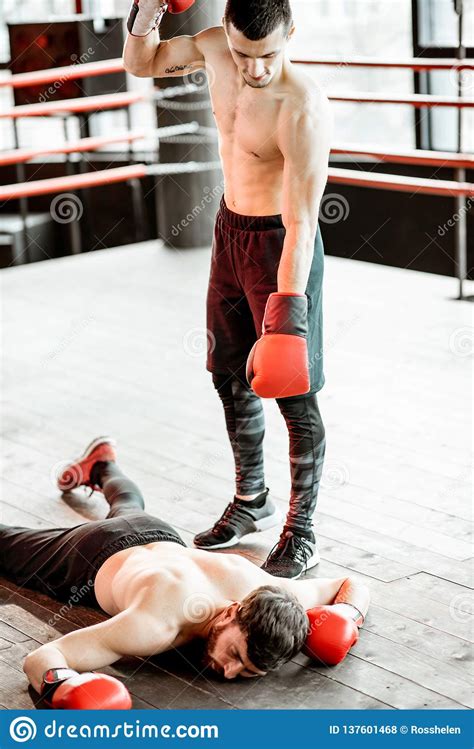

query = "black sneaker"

[194,489,281,549]
[261,528,320,579]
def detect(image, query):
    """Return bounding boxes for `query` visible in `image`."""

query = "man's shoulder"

[277,73,331,142]
[195,25,227,54]
[283,71,329,118]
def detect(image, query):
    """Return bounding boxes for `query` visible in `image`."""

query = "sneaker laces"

[212,501,257,535]
[268,530,314,568]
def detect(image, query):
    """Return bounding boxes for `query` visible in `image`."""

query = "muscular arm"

[289,575,370,621]
[123,23,221,79]
[23,594,178,693]
[277,91,332,293]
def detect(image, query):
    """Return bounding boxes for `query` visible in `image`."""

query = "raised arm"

[123,0,219,79]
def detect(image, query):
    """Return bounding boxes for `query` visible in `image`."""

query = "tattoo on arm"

[164,63,194,74]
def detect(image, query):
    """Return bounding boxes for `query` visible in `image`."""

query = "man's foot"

[261,528,320,579]
[57,436,117,493]
[194,489,281,550]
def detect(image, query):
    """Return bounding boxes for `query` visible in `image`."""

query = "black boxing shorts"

[0,513,186,609]
[206,197,325,396]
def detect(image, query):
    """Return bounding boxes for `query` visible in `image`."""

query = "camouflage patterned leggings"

[212,374,326,535]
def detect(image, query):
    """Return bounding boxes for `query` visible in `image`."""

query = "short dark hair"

[224,0,293,41]
[236,586,308,672]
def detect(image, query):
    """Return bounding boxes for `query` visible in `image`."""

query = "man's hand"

[303,605,359,665]
[127,0,195,37]
[41,668,132,709]
[246,292,311,398]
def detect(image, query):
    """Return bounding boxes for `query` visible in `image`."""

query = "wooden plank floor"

[0,241,472,710]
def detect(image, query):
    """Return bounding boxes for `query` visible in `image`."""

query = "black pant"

[0,463,186,608]
[206,198,326,535]
[212,374,326,536]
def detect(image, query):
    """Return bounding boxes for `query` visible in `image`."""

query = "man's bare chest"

[210,83,283,159]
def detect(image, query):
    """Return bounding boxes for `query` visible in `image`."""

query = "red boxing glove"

[246,293,310,399]
[168,0,195,11]
[303,605,359,665]
[41,669,132,710]
[127,0,194,36]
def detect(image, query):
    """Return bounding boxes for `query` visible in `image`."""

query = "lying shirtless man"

[0,439,369,708]
[123,0,331,579]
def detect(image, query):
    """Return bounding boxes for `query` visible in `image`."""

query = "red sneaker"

[57,436,117,493]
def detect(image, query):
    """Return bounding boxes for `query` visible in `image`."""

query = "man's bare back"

[94,539,346,618]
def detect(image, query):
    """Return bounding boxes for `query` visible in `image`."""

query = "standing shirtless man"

[124,0,331,579]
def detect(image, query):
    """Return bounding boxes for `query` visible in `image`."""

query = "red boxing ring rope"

[0,164,472,201]
[0,91,145,119]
